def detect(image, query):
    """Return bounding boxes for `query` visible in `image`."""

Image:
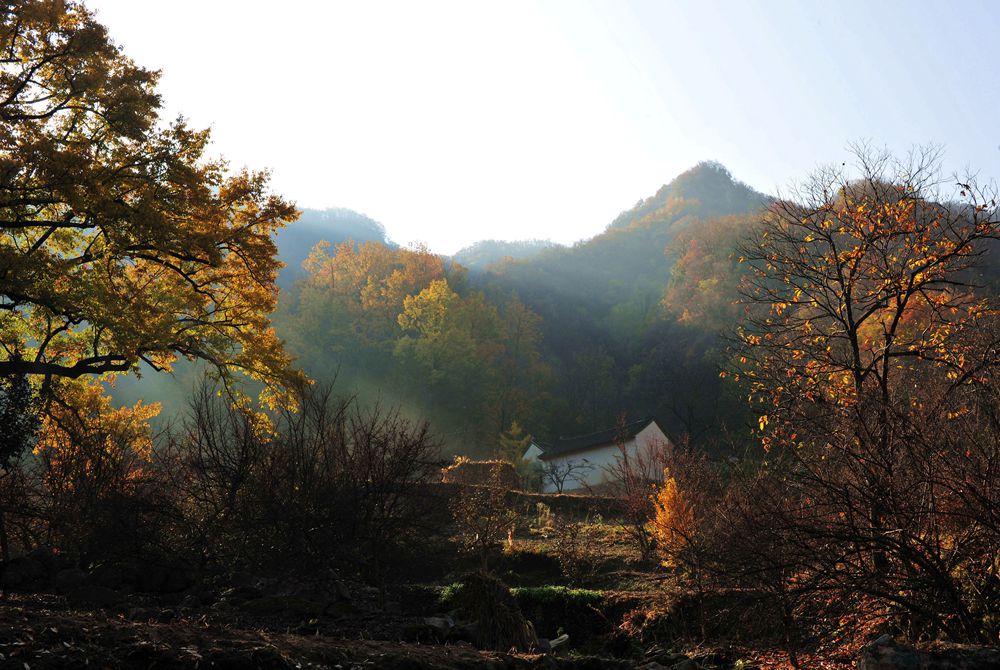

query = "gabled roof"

[534,417,658,461]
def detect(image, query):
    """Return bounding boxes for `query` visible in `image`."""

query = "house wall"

[535,422,671,493]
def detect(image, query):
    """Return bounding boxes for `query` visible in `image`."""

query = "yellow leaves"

[758,414,769,431]
[397,278,458,338]
[34,379,160,493]
[946,407,970,420]
[650,472,696,569]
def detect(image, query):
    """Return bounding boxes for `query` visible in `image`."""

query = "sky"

[86,0,1000,255]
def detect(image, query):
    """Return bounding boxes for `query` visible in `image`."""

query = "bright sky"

[87,0,999,255]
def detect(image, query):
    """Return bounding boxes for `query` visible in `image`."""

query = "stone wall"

[858,636,1000,670]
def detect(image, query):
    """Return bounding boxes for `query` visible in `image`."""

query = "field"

[0,485,859,670]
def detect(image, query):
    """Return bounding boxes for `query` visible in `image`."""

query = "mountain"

[474,162,767,333]
[453,239,560,271]
[275,208,394,287]
[115,163,765,449]
[465,161,767,438]
[607,160,767,231]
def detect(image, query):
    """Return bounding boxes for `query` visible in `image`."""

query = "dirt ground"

[0,592,568,670]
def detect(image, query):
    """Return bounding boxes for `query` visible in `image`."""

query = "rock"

[220,584,264,601]
[333,580,352,601]
[859,641,1000,670]
[240,595,326,618]
[136,563,193,593]
[0,555,49,590]
[636,664,670,670]
[88,562,137,590]
[549,633,569,652]
[402,616,455,643]
[424,615,454,635]
[179,594,201,609]
[325,600,360,617]
[53,567,88,592]
[67,584,121,608]
[536,633,570,655]
[671,660,701,670]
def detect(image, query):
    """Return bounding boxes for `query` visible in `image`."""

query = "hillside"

[453,239,561,271]
[111,163,764,448]
[275,207,394,287]
[473,162,766,336]
[463,162,766,437]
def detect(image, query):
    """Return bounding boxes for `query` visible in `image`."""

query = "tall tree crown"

[0,1,302,406]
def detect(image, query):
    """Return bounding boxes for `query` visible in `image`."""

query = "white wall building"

[523,417,671,493]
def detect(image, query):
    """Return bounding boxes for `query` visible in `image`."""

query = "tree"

[731,146,1000,641]
[449,465,517,571]
[0,370,37,560]
[539,458,593,494]
[0,1,301,406]
[735,147,1000,454]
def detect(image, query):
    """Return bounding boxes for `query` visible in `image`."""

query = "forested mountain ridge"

[458,161,766,443]
[112,162,764,453]
[607,160,767,231]
[453,239,561,271]
[473,162,766,322]
[275,207,395,287]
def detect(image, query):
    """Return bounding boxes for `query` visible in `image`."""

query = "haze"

[87,0,999,254]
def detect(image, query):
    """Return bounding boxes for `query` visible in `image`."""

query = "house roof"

[534,417,658,461]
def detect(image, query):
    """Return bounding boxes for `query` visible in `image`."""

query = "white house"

[523,417,671,493]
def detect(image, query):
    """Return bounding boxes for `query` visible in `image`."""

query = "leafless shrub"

[552,517,599,584]
[449,465,517,571]
[603,416,669,560]
[164,380,440,584]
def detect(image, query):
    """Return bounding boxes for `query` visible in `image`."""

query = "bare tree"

[449,465,517,571]
[603,416,669,560]
[539,459,594,493]
[729,146,1000,643]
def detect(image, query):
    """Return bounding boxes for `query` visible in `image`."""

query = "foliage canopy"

[0,1,301,406]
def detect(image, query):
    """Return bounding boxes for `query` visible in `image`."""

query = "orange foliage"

[649,470,696,568]
[35,380,159,496]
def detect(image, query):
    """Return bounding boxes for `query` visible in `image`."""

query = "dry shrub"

[650,476,695,569]
[449,465,517,571]
[28,379,170,564]
[552,518,600,584]
[603,424,669,560]
[454,571,537,652]
[441,457,519,489]
[163,380,440,584]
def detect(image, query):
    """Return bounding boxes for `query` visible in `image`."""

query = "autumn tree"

[0,1,301,407]
[33,378,161,560]
[663,214,755,331]
[731,146,1000,641]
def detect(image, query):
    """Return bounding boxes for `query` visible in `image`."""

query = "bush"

[512,585,609,643]
[452,572,537,652]
[163,380,441,585]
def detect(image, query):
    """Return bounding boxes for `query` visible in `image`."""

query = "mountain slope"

[476,162,767,336]
[453,239,560,271]
[276,208,394,287]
